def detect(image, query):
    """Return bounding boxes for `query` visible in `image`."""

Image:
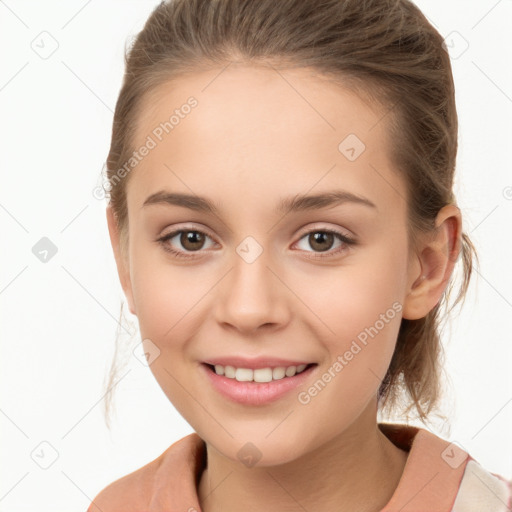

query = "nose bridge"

[215,235,289,332]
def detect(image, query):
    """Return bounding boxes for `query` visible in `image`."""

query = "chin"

[203,430,311,469]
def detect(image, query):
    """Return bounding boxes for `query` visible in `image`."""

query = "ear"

[402,205,462,320]
[106,205,136,315]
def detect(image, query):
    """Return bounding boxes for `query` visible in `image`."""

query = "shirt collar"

[149,422,469,511]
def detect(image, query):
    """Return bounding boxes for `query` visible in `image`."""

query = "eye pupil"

[181,231,204,251]
[309,232,334,252]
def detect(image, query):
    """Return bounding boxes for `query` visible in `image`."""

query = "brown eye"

[180,231,206,251]
[308,232,335,252]
[157,229,216,258]
[295,228,356,258]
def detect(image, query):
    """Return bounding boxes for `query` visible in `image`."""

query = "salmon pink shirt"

[87,423,512,511]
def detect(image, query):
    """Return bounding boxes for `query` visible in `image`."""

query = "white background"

[1,0,511,510]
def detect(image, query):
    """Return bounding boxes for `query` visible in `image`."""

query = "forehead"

[134,64,385,148]
[127,64,406,216]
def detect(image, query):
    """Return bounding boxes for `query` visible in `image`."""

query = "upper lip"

[203,356,315,369]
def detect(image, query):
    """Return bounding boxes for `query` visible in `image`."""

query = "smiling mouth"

[204,363,317,383]
[201,361,319,406]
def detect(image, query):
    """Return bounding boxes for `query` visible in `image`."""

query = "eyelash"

[156,226,356,260]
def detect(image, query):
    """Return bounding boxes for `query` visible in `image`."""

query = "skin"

[106,63,462,512]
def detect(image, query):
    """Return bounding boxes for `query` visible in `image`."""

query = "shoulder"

[86,434,201,512]
[452,459,512,511]
[86,455,160,512]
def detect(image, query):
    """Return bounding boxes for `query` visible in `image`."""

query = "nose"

[214,246,291,335]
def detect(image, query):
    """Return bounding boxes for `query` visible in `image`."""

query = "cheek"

[291,245,407,403]
[128,246,210,415]
[293,274,404,444]
[129,238,207,341]
[293,246,406,348]
[127,243,220,411]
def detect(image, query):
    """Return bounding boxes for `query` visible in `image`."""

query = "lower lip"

[201,363,317,406]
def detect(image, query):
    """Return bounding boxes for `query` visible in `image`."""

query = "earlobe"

[402,205,462,320]
[106,206,136,316]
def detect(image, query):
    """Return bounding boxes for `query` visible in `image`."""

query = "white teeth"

[225,365,236,378]
[272,367,286,380]
[211,363,310,381]
[285,365,297,377]
[235,368,253,382]
[254,368,273,382]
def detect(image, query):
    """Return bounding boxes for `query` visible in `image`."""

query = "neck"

[197,401,408,512]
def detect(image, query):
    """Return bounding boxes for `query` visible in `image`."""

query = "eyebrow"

[142,190,377,214]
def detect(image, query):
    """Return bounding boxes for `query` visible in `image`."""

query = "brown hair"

[102,0,477,428]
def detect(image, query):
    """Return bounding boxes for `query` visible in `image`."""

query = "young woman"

[88,0,511,510]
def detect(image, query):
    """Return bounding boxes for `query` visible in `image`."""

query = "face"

[112,64,420,465]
